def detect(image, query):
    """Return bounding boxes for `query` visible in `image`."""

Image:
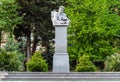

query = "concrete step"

[6,72,120,75]
[5,72,120,77]
[2,77,120,81]
[4,74,120,77]
[0,72,8,81]
[1,72,120,81]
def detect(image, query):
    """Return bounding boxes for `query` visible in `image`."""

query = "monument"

[51,6,70,73]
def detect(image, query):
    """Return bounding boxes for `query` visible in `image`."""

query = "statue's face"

[59,7,64,14]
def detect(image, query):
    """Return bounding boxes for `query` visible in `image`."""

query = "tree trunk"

[31,35,38,55]
[26,33,31,71]
[0,29,2,47]
[26,34,31,62]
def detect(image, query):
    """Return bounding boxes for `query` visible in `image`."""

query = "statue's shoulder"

[51,10,57,15]
[62,13,67,16]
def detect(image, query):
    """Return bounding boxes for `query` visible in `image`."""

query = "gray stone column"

[51,6,70,73]
[53,25,70,73]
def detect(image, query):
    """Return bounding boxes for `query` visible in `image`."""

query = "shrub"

[104,53,120,71]
[0,48,24,71]
[4,37,25,62]
[75,55,96,72]
[26,51,48,72]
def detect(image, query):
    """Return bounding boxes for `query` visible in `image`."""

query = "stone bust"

[51,6,70,25]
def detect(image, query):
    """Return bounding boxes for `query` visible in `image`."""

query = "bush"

[4,37,25,62]
[0,48,24,71]
[26,51,48,72]
[75,55,96,72]
[104,53,120,71]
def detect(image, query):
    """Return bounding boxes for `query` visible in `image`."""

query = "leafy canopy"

[66,0,120,63]
[0,0,22,32]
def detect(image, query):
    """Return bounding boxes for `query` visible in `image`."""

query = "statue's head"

[58,6,65,14]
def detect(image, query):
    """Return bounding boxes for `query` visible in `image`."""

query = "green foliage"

[26,51,48,72]
[0,48,24,71]
[66,0,120,69]
[75,55,96,72]
[104,53,120,71]
[4,37,25,62]
[4,37,20,52]
[0,37,25,71]
[0,0,22,32]
[15,0,65,70]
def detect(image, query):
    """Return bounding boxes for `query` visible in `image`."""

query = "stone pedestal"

[53,25,70,73]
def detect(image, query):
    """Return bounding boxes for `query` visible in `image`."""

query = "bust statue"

[51,6,70,26]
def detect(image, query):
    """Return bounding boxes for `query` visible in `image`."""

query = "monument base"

[53,53,70,73]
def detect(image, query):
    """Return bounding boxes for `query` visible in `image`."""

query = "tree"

[66,0,120,70]
[14,0,65,70]
[0,0,22,46]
